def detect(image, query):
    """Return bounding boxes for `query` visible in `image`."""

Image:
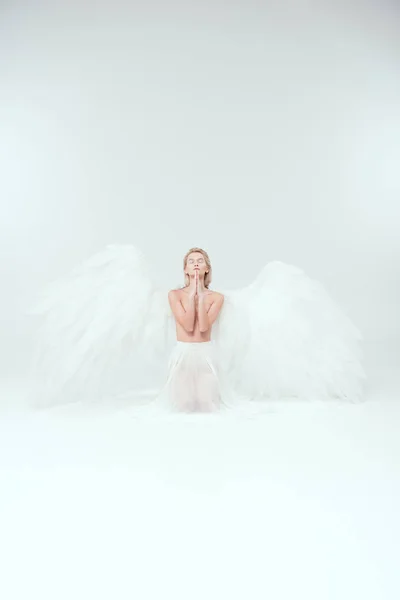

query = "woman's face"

[185,252,208,279]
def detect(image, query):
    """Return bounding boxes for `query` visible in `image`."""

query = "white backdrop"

[1,0,399,377]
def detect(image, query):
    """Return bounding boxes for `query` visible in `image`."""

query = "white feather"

[214,261,366,402]
[30,244,173,405]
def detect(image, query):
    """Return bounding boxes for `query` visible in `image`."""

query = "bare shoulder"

[168,288,186,301]
[210,290,224,303]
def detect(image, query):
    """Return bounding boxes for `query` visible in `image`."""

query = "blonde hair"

[183,247,212,288]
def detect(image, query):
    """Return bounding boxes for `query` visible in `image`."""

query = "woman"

[165,247,225,412]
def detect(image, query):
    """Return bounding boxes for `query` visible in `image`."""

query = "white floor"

[0,342,399,600]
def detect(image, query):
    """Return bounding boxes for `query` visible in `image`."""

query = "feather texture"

[30,245,173,405]
[215,261,366,402]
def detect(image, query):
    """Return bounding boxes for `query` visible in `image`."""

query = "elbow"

[199,325,209,333]
[179,318,194,333]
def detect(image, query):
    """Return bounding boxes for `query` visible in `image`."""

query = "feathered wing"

[29,244,174,406]
[214,261,366,403]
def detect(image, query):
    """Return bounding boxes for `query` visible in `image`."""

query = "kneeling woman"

[166,247,225,412]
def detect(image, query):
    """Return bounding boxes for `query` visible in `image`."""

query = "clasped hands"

[188,270,208,301]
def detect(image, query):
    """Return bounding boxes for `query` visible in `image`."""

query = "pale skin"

[168,251,224,342]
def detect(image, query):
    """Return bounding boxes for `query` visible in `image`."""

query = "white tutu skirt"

[157,341,226,413]
[129,340,274,419]
[124,340,276,419]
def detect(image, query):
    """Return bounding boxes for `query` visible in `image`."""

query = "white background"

[0,0,399,377]
[1,3,400,599]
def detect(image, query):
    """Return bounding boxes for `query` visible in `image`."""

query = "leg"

[195,357,221,412]
[168,354,197,412]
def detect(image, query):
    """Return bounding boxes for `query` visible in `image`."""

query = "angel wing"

[214,261,366,403]
[29,244,175,406]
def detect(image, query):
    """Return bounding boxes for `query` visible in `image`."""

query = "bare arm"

[197,293,224,333]
[168,290,196,333]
